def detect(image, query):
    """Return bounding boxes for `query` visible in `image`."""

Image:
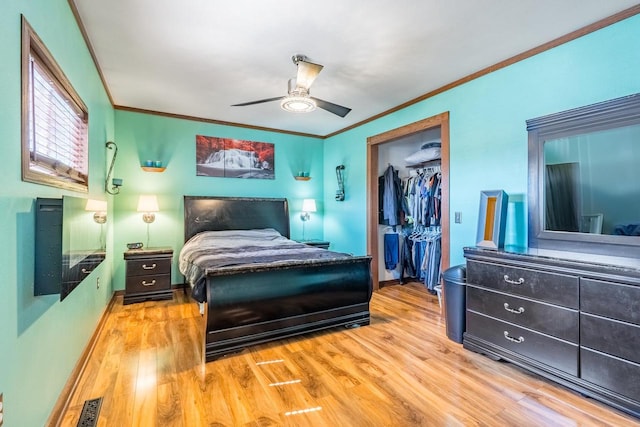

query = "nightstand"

[297,240,330,249]
[123,247,173,305]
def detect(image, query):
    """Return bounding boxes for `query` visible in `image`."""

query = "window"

[21,17,89,192]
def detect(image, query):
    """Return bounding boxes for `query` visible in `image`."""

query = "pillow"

[404,140,441,165]
[202,228,282,240]
[186,228,283,245]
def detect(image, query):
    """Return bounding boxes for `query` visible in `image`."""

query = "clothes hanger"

[383,226,396,234]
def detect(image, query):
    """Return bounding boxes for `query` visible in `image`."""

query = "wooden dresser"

[124,247,173,305]
[463,246,640,418]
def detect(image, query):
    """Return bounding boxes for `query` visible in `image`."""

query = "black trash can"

[442,264,467,343]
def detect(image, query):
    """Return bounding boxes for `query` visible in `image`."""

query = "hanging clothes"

[383,232,400,270]
[420,231,442,291]
[399,235,415,283]
[392,166,443,292]
[404,169,441,228]
[399,228,442,293]
[379,165,407,226]
[379,163,442,293]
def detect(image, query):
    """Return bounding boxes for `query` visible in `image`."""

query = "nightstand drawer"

[466,260,579,308]
[123,247,174,304]
[126,257,171,276]
[126,273,171,294]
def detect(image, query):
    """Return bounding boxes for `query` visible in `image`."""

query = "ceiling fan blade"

[231,96,283,107]
[311,97,351,118]
[296,60,323,90]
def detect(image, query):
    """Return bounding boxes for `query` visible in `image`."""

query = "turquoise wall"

[112,111,324,289]
[0,1,115,426]
[324,14,640,266]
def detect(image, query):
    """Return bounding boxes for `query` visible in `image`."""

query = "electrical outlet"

[455,211,462,223]
[96,277,100,289]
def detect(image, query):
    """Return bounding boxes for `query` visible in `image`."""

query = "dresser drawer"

[581,347,640,402]
[126,273,171,294]
[466,260,579,308]
[467,286,579,343]
[581,313,640,364]
[466,311,578,375]
[581,278,640,325]
[126,257,171,277]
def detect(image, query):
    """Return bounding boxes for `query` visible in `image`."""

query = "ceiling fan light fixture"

[280,95,317,113]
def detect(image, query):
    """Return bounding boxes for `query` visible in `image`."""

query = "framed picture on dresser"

[476,189,508,249]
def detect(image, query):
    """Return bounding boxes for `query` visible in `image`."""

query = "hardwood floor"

[58,283,639,426]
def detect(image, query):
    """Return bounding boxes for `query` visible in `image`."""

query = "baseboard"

[172,283,189,292]
[46,292,118,426]
[379,279,424,288]
[379,279,401,288]
[113,283,188,295]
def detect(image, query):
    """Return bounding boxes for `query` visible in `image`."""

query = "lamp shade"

[137,195,159,212]
[302,199,317,212]
[85,199,107,212]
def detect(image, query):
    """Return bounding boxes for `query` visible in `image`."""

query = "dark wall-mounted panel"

[35,197,105,301]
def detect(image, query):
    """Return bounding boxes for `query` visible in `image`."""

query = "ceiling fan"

[231,54,351,118]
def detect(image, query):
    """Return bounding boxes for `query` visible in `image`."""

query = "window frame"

[21,16,89,193]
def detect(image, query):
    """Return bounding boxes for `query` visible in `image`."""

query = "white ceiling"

[73,0,638,137]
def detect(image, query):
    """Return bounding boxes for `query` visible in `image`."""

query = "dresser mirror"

[527,93,640,256]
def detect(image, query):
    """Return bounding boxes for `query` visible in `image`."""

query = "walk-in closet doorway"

[366,112,450,291]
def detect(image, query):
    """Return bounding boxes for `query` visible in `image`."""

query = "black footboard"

[203,256,372,361]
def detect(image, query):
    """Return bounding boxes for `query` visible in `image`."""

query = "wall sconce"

[86,199,107,251]
[335,165,345,201]
[300,198,317,241]
[137,195,159,247]
[85,199,107,224]
[105,141,124,195]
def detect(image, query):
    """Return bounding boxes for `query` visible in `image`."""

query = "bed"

[180,196,373,361]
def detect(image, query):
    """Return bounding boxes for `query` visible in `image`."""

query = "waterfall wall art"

[196,135,275,179]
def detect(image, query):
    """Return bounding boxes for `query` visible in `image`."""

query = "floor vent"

[76,397,103,427]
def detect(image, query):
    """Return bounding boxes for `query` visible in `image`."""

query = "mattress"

[179,228,351,302]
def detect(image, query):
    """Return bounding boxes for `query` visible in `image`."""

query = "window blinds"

[28,53,88,184]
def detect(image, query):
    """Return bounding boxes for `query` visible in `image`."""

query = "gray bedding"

[179,228,351,303]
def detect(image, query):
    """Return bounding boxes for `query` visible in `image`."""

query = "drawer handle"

[81,268,92,274]
[503,331,524,344]
[142,263,157,270]
[141,280,156,286]
[503,274,524,285]
[503,303,525,314]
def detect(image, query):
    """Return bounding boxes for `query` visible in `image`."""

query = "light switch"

[455,211,462,223]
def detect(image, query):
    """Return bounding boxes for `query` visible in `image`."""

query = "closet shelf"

[407,159,442,169]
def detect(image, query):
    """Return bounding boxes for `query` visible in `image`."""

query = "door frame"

[366,111,450,291]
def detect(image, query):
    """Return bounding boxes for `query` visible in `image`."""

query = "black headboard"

[184,196,290,241]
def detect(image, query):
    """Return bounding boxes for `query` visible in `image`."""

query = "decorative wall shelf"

[141,166,166,173]
[294,176,311,181]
